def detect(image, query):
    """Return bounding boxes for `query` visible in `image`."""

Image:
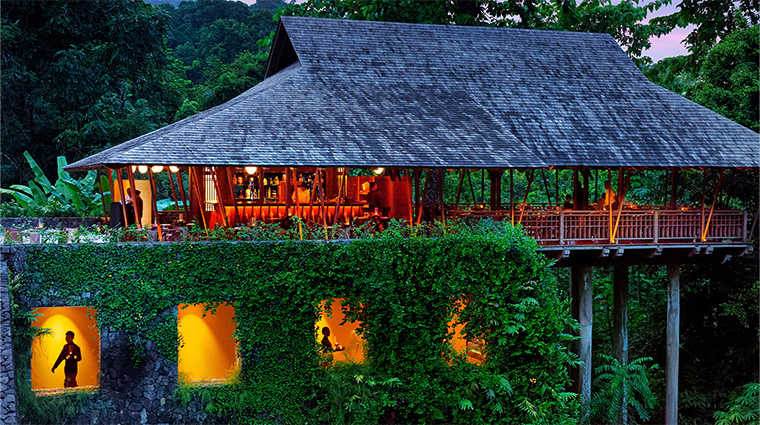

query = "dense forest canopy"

[1,1,758,424]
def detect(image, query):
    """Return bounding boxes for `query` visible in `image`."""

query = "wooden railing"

[454,209,747,245]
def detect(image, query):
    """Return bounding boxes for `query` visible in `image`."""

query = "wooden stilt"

[666,263,680,425]
[571,265,593,421]
[414,168,421,222]
[116,170,129,228]
[126,167,142,229]
[407,170,414,227]
[613,264,629,425]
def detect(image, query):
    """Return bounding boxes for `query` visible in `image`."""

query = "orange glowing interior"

[449,311,484,365]
[178,303,238,382]
[315,299,365,364]
[31,307,100,390]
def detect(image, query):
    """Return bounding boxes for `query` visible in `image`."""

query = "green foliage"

[591,354,658,424]
[15,223,578,423]
[713,382,760,425]
[0,152,109,217]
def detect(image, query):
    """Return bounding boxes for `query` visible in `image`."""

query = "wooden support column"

[510,169,514,225]
[438,169,445,224]
[666,263,680,425]
[116,169,129,228]
[126,167,142,229]
[175,170,190,221]
[613,265,629,425]
[571,265,593,421]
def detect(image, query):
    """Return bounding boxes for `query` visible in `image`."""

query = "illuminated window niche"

[31,307,100,391]
[449,301,485,365]
[315,299,365,365]
[178,303,239,383]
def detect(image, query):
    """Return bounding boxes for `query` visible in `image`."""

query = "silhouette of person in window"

[51,330,82,388]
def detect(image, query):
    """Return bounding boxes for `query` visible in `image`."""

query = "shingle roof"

[66,17,759,172]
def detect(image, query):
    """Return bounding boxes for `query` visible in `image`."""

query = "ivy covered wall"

[5,223,579,424]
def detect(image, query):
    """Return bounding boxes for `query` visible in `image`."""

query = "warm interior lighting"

[449,302,484,364]
[151,165,164,173]
[137,165,148,174]
[169,165,180,173]
[131,165,137,173]
[178,303,238,382]
[315,299,365,364]
[372,167,385,175]
[244,166,257,175]
[31,307,100,390]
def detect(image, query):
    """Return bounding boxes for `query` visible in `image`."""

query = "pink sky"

[240,0,689,62]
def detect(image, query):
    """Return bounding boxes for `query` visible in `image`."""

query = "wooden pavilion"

[65,17,759,423]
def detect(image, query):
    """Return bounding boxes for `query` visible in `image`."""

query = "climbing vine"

[15,221,579,423]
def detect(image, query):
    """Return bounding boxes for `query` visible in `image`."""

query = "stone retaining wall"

[1,245,216,424]
[1,262,18,425]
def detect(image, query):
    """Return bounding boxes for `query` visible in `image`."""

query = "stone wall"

[1,262,18,425]
[1,245,217,424]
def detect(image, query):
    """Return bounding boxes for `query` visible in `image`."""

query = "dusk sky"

[240,0,690,62]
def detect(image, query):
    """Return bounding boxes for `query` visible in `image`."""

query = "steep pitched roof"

[66,17,759,172]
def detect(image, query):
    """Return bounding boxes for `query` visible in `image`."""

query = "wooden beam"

[333,168,345,225]
[541,169,553,208]
[701,169,724,241]
[225,167,240,226]
[416,169,431,226]
[666,263,680,425]
[285,167,292,219]
[611,169,632,243]
[669,168,678,209]
[175,169,190,221]
[147,169,161,239]
[96,170,108,223]
[210,167,228,228]
[116,169,129,228]
[608,170,613,243]
[438,169,445,224]
[455,169,464,208]
[126,167,142,229]
[510,169,514,226]
[466,169,476,205]
[168,170,180,214]
[518,170,534,224]
[189,168,209,235]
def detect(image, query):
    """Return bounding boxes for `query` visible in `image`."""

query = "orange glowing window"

[178,303,239,382]
[31,307,100,391]
[449,300,485,364]
[316,299,365,365]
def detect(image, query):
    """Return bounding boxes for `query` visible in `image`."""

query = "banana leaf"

[58,179,87,213]
[27,180,48,205]
[99,175,113,205]
[24,151,53,193]
[0,187,33,206]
